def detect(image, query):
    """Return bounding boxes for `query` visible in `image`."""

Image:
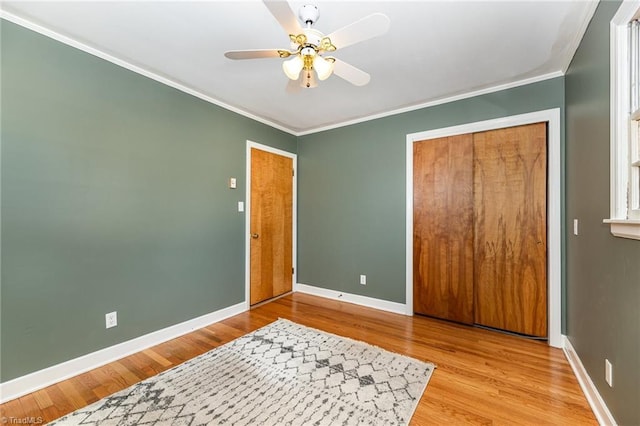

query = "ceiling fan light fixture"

[225,2,391,89]
[282,55,303,80]
[313,56,335,81]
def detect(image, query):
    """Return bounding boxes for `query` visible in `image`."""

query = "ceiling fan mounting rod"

[299,4,320,27]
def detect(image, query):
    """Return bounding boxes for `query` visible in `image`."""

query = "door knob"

[251,233,259,239]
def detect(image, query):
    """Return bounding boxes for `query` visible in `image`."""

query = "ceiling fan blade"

[263,0,303,36]
[224,49,287,60]
[333,59,370,86]
[326,13,390,50]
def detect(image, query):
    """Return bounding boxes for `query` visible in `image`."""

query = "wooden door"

[250,148,293,305]
[473,123,547,337]
[413,134,475,324]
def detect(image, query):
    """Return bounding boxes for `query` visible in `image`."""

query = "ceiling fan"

[224,1,390,89]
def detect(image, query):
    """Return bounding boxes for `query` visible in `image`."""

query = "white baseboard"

[563,336,617,426]
[294,283,408,316]
[0,301,247,403]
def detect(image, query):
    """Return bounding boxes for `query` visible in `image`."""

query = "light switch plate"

[229,177,237,189]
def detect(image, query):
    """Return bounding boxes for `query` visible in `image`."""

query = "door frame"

[245,140,297,310]
[405,109,562,348]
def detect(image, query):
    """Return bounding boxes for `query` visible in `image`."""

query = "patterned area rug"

[51,319,435,425]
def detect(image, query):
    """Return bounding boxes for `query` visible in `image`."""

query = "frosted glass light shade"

[313,56,335,81]
[282,55,304,80]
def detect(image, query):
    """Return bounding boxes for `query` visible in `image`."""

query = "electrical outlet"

[605,359,613,387]
[105,311,118,329]
[360,274,366,285]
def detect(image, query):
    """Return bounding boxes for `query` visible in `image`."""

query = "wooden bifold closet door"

[413,134,475,324]
[413,122,547,338]
[473,124,547,337]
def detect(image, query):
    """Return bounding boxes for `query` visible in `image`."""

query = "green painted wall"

[565,1,639,424]
[7,9,638,425]
[297,78,565,306]
[0,20,296,381]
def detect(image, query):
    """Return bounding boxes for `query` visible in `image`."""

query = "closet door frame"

[405,108,562,348]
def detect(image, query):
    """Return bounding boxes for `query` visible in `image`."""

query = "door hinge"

[292,267,295,274]
[292,169,295,177]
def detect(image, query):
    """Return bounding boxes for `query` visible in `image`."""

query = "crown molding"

[561,0,599,73]
[0,10,298,136]
[2,10,566,137]
[296,71,564,136]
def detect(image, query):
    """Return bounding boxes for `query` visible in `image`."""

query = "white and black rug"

[51,319,435,425]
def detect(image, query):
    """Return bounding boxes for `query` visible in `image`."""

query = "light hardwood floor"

[0,293,596,425]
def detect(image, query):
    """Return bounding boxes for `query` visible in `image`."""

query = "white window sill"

[603,219,640,240]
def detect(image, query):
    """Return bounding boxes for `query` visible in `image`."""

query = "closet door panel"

[413,135,474,324]
[473,123,547,337]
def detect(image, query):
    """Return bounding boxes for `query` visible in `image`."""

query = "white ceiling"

[1,1,597,135]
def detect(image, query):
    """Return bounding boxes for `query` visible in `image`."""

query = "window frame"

[605,1,640,240]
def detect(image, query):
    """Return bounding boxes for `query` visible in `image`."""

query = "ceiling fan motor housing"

[302,29,323,47]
